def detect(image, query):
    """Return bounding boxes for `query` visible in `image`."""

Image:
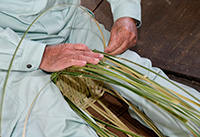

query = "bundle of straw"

[52,52,200,137]
[53,68,142,137]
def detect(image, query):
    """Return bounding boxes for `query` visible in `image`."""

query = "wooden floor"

[82,0,200,91]
[81,0,200,136]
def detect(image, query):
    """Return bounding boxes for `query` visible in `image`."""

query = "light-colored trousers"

[1,6,199,137]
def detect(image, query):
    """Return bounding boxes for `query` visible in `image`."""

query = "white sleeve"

[107,0,141,26]
[0,27,46,71]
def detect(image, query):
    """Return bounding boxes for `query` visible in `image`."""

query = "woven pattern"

[55,69,138,137]
[56,73,105,110]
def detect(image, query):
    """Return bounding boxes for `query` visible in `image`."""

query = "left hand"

[104,17,138,55]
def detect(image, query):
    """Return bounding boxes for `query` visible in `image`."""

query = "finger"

[105,33,124,54]
[59,55,100,71]
[77,51,104,59]
[61,49,104,60]
[43,59,87,72]
[66,59,87,67]
[56,59,87,71]
[107,31,137,55]
[108,40,129,55]
[59,50,102,65]
[73,55,100,65]
[111,35,137,55]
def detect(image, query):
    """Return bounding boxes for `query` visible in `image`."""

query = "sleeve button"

[26,64,32,69]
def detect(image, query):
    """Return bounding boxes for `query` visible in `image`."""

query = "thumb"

[104,39,112,53]
[104,34,118,53]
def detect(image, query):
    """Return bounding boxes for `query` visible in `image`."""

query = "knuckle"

[77,55,83,60]
[80,44,89,50]
[73,54,79,60]
[68,59,76,65]
[68,52,78,59]
[81,44,88,49]
[81,51,89,56]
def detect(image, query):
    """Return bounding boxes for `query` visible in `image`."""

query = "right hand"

[39,43,104,72]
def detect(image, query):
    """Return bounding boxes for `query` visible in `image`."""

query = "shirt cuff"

[20,39,46,71]
[112,2,141,27]
[0,27,46,72]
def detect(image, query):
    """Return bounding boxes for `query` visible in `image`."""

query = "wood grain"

[131,0,200,82]
[81,0,103,11]
[93,0,113,31]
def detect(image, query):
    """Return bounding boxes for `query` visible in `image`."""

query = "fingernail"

[99,54,104,58]
[81,61,87,64]
[94,58,100,63]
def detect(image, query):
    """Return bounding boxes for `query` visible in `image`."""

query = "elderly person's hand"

[39,43,104,72]
[104,17,138,55]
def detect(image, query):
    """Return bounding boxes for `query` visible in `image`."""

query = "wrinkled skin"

[105,17,138,55]
[39,17,137,71]
[39,43,104,72]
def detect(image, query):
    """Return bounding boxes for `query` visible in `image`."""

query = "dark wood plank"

[93,0,113,31]
[131,0,200,82]
[89,93,157,137]
[118,113,158,137]
[167,73,200,91]
[81,0,103,11]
